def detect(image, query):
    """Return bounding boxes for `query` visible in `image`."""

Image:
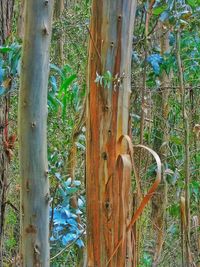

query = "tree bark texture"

[86,1,136,266]
[54,0,64,65]
[0,0,14,44]
[0,0,14,265]
[17,0,25,39]
[19,0,53,266]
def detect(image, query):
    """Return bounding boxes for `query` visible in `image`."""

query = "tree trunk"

[0,0,14,44]
[152,22,170,267]
[54,0,64,65]
[86,1,136,266]
[18,0,53,266]
[0,98,9,266]
[176,29,192,267]
[0,0,14,265]
[17,0,25,39]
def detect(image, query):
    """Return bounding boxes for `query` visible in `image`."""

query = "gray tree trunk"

[18,0,53,266]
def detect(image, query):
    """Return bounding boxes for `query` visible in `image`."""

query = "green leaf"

[48,93,62,111]
[66,187,78,195]
[62,95,67,120]
[59,74,77,97]
[168,203,180,218]
[49,76,57,93]
[152,4,167,16]
[10,47,21,75]
[73,180,81,186]
[186,0,198,8]
[95,72,103,85]
[170,135,182,145]
[160,11,169,21]
[62,64,73,74]
[191,181,200,196]
[50,63,63,77]
[0,46,12,53]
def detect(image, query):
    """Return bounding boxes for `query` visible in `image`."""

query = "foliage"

[95,71,113,89]
[147,54,163,75]
[47,51,85,267]
[132,0,200,265]
[140,252,152,267]
[0,43,21,95]
[48,63,78,119]
[50,177,85,250]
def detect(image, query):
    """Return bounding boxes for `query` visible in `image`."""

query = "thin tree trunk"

[0,0,14,44]
[0,0,14,265]
[86,1,136,266]
[19,0,53,266]
[17,0,25,39]
[54,0,64,65]
[176,29,192,267]
[0,98,8,266]
[152,22,170,267]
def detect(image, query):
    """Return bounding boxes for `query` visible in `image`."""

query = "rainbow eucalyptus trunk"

[19,0,53,266]
[86,1,136,266]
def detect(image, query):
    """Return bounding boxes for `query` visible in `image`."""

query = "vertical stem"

[17,0,25,39]
[137,2,155,264]
[54,0,64,65]
[176,29,191,266]
[0,1,14,264]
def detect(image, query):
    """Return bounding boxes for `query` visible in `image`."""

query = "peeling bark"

[86,1,137,266]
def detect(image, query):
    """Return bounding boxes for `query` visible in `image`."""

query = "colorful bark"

[86,1,136,266]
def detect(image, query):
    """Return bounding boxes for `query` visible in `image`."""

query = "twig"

[4,201,19,213]
[86,25,102,69]
[50,229,85,261]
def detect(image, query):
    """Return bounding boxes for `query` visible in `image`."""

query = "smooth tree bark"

[0,0,14,264]
[86,1,136,266]
[18,0,53,266]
